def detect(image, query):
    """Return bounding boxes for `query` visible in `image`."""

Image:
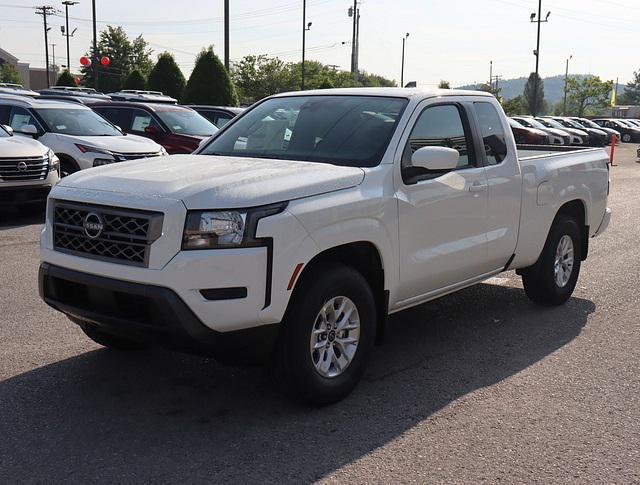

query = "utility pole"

[92,0,98,90]
[224,0,229,70]
[563,54,572,116]
[489,60,492,87]
[301,0,312,90]
[62,1,78,74]
[349,1,358,80]
[400,33,409,87]
[35,5,56,88]
[530,1,550,116]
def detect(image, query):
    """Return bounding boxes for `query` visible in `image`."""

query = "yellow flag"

[611,85,617,107]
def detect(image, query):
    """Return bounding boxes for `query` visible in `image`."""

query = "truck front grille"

[0,155,48,181]
[53,201,163,267]
[113,152,160,162]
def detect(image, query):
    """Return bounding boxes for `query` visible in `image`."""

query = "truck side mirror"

[1,124,14,136]
[18,124,40,138]
[411,146,460,171]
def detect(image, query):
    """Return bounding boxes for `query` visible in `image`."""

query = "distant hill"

[457,74,590,103]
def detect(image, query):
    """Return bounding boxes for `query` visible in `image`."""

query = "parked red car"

[508,118,549,144]
[91,102,218,154]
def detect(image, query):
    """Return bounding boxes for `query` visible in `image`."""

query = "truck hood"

[55,133,161,154]
[58,154,365,208]
[0,136,48,158]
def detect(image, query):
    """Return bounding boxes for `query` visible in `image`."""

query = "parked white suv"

[0,94,166,176]
[0,124,59,205]
[39,88,611,404]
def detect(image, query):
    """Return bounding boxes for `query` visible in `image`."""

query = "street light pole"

[92,0,98,89]
[301,1,312,90]
[400,33,409,87]
[62,1,78,74]
[563,54,572,116]
[224,0,229,71]
[50,43,56,73]
[530,0,550,116]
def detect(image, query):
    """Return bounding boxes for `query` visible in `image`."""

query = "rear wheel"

[270,263,376,405]
[521,215,582,306]
[81,324,150,351]
[621,133,631,143]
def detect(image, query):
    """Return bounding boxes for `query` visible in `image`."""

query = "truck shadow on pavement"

[0,282,595,483]
[0,206,45,229]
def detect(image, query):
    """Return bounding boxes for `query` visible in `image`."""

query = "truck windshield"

[37,108,121,136]
[200,95,408,167]
[154,108,218,136]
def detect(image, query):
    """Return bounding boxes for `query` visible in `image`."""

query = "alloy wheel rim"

[554,234,574,288]
[309,296,360,378]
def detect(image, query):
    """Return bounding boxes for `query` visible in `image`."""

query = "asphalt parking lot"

[1,144,639,484]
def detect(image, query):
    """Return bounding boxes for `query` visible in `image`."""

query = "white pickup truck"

[39,88,611,404]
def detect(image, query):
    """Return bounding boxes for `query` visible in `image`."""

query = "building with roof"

[0,46,57,90]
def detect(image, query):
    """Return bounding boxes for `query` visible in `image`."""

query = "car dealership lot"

[0,145,638,483]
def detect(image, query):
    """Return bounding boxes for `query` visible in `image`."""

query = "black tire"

[521,215,582,306]
[60,157,79,177]
[621,133,631,143]
[81,324,150,351]
[269,263,376,405]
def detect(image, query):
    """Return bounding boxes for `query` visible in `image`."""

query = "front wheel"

[521,215,582,306]
[270,263,376,405]
[621,133,632,143]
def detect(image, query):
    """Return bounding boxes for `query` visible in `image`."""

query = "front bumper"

[39,262,279,362]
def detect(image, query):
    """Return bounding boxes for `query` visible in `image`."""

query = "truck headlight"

[47,149,60,172]
[182,202,287,250]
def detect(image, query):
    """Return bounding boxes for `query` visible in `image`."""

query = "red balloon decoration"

[79,56,90,66]
[74,76,81,85]
[100,56,110,66]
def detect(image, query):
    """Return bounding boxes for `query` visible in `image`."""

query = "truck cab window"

[474,102,508,165]
[402,104,473,183]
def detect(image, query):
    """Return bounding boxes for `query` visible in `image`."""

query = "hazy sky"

[1,0,637,87]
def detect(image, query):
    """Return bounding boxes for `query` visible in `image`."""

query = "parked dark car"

[188,105,245,128]
[508,118,549,144]
[570,117,620,144]
[91,102,218,154]
[592,119,640,143]
[548,117,607,146]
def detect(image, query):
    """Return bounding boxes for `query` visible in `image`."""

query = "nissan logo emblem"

[83,212,105,239]
[16,161,28,172]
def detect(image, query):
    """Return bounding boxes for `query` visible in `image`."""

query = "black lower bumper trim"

[39,262,279,363]
[0,185,51,203]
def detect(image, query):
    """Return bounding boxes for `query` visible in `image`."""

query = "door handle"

[469,182,488,192]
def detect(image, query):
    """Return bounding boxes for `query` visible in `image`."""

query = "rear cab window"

[474,102,508,165]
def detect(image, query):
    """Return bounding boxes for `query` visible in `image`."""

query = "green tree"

[147,52,185,100]
[501,95,526,116]
[523,72,545,115]
[80,26,153,93]
[620,70,640,105]
[566,76,614,117]
[231,55,296,103]
[183,47,238,106]
[123,69,146,90]
[438,80,451,89]
[480,83,502,97]
[56,70,76,86]
[0,63,22,83]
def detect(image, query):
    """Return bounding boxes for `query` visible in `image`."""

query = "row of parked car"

[508,115,640,147]
[0,84,244,205]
